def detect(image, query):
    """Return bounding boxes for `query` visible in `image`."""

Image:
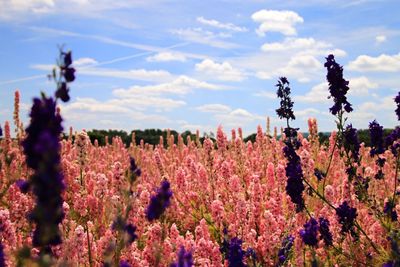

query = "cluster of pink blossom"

[0,101,399,266]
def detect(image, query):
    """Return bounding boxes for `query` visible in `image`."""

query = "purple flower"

[170,246,194,267]
[324,54,352,115]
[129,156,141,177]
[277,235,294,266]
[336,201,357,237]
[300,218,319,247]
[15,179,30,193]
[63,67,75,82]
[314,168,325,181]
[22,96,65,247]
[369,120,384,156]
[276,77,295,121]
[0,241,5,267]
[318,217,333,246]
[0,126,2,137]
[283,142,305,212]
[227,237,246,267]
[55,82,70,102]
[119,261,131,267]
[384,199,398,222]
[395,91,400,121]
[343,124,360,162]
[386,127,400,156]
[112,217,137,245]
[146,179,172,221]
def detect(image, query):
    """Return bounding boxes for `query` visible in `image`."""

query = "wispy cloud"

[171,28,240,49]
[196,16,247,32]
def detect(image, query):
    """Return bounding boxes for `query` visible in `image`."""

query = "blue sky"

[0,0,399,136]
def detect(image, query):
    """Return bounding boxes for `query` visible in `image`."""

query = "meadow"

[0,50,399,267]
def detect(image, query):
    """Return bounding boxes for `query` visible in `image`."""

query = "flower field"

[0,51,399,267]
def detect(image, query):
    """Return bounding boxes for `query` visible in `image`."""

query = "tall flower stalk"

[21,48,74,261]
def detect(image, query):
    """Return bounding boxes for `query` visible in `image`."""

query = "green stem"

[85,223,93,267]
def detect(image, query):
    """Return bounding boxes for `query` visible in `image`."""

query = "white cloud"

[348,76,378,95]
[296,108,320,117]
[73,57,98,66]
[215,108,264,127]
[196,16,247,32]
[196,104,232,113]
[348,53,400,72]
[195,59,246,81]
[375,35,387,44]
[251,9,304,36]
[295,82,330,103]
[171,28,239,49]
[113,75,222,96]
[262,38,328,51]
[275,54,323,83]
[146,52,187,62]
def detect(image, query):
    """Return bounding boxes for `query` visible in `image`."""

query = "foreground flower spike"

[227,237,246,267]
[22,96,65,247]
[146,179,172,221]
[395,91,400,121]
[170,246,194,267]
[336,201,358,237]
[318,217,333,246]
[0,126,2,137]
[300,218,319,247]
[277,235,294,266]
[324,54,352,115]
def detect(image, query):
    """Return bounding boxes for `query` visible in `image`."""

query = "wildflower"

[395,91,400,121]
[276,77,295,121]
[15,179,30,193]
[170,246,194,267]
[386,127,400,156]
[299,218,319,247]
[22,96,65,247]
[277,235,294,266]
[336,201,358,237]
[314,168,325,181]
[112,217,138,244]
[343,124,360,161]
[283,143,305,212]
[369,120,384,156]
[119,261,131,267]
[318,217,333,246]
[129,156,141,177]
[55,50,75,103]
[0,241,5,267]
[0,126,2,137]
[55,82,70,102]
[324,54,352,115]
[146,179,172,221]
[227,237,246,267]
[384,199,398,222]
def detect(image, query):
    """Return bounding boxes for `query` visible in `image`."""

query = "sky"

[0,0,399,136]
